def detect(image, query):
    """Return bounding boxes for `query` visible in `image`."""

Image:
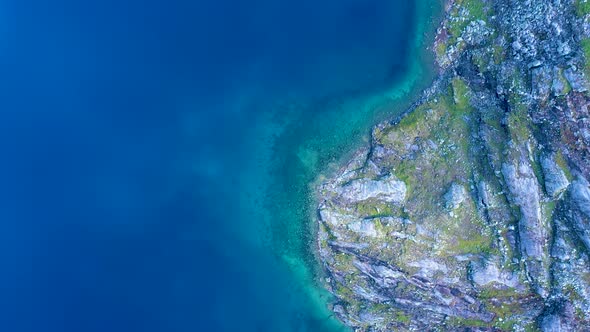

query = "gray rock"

[572,177,590,218]
[529,60,543,68]
[539,303,574,332]
[358,310,385,324]
[352,285,389,303]
[564,67,589,92]
[316,0,590,329]
[557,42,571,56]
[571,177,590,251]
[502,161,545,260]
[408,259,448,278]
[551,67,568,96]
[348,219,379,238]
[476,181,493,209]
[444,182,467,210]
[319,207,357,227]
[541,155,570,198]
[540,314,569,332]
[532,65,553,100]
[463,20,493,46]
[470,259,520,288]
[339,175,406,203]
[502,159,550,297]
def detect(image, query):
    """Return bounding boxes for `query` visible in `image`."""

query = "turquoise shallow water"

[0,0,440,331]
[225,1,442,330]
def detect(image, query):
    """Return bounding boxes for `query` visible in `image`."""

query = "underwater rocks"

[317,0,590,330]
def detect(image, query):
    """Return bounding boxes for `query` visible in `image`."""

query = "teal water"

[222,1,442,330]
[0,0,441,331]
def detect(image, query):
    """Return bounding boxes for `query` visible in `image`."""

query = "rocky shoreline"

[316,0,590,330]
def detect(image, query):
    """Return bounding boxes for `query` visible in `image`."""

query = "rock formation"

[316,0,590,330]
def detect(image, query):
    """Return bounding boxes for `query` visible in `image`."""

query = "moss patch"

[581,38,590,80]
[448,0,487,39]
[576,0,590,16]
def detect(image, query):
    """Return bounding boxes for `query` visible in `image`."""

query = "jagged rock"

[539,302,575,332]
[501,160,547,262]
[557,42,572,57]
[317,0,590,329]
[532,65,553,100]
[358,311,385,325]
[469,259,520,288]
[541,155,570,198]
[348,219,379,238]
[319,207,357,227]
[540,314,570,332]
[463,20,493,46]
[408,259,448,279]
[444,182,467,210]
[476,181,494,209]
[564,67,588,92]
[551,67,570,96]
[570,177,590,251]
[572,177,590,218]
[352,285,389,303]
[338,175,406,204]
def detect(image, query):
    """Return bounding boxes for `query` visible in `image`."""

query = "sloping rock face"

[317,0,590,330]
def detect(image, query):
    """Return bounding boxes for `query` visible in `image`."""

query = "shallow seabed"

[229,1,443,330]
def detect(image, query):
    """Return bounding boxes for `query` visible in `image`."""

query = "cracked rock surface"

[316,0,590,330]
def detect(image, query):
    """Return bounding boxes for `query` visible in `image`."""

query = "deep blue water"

[0,0,434,331]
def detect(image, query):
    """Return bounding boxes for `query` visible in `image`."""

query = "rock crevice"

[317,0,590,330]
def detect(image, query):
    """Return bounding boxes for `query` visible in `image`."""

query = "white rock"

[339,175,406,203]
[444,183,467,210]
[348,220,379,238]
[502,161,545,260]
[319,207,357,227]
[470,259,520,288]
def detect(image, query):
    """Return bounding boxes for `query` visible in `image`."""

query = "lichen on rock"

[316,0,590,330]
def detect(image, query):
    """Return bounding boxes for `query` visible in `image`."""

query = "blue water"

[0,0,438,331]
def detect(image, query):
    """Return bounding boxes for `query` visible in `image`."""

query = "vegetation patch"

[447,0,487,40]
[576,0,590,16]
[581,38,590,78]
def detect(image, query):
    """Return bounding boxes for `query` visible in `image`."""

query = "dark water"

[0,0,438,331]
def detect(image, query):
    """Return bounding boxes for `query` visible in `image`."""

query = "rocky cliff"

[316,0,590,330]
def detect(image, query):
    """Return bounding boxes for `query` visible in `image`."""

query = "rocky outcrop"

[338,175,407,204]
[570,177,590,251]
[444,182,467,210]
[501,157,550,296]
[541,155,570,198]
[316,0,590,330]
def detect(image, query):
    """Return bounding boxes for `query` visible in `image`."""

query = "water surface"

[0,0,440,331]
